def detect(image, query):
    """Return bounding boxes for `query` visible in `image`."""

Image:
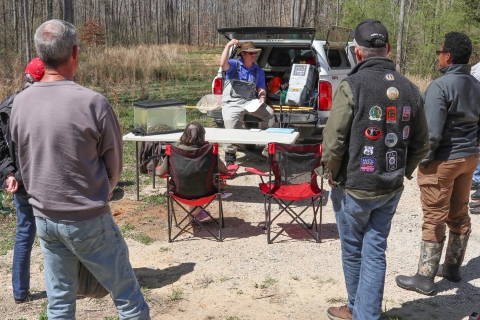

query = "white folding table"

[123,128,300,200]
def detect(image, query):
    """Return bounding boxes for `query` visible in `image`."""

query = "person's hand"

[108,192,113,200]
[6,174,18,193]
[228,39,241,47]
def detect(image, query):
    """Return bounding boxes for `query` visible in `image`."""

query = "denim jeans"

[35,212,150,320]
[12,192,36,300]
[331,187,402,320]
[473,158,480,183]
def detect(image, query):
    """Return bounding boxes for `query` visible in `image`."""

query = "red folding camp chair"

[246,143,323,243]
[166,143,224,242]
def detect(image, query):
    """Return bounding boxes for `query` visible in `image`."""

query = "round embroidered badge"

[369,106,382,121]
[365,127,382,140]
[384,73,395,81]
[386,87,399,100]
[385,133,398,147]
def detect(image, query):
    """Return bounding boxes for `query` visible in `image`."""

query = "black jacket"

[0,92,26,194]
[421,64,480,166]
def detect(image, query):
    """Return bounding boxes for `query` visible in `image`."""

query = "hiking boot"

[327,305,352,320]
[225,152,236,166]
[472,181,479,190]
[436,230,470,282]
[14,291,32,304]
[471,189,480,200]
[396,239,444,295]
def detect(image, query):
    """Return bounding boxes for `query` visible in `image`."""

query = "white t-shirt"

[471,62,480,81]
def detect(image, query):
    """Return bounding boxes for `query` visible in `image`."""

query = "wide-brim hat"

[240,41,261,52]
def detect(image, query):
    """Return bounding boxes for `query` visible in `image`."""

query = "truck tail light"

[318,81,332,111]
[213,78,223,95]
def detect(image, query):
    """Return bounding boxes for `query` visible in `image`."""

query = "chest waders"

[221,64,257,159]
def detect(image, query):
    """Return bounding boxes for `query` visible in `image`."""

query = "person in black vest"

[0,58,44,304]
[317,20,429,320]
[396,32,480,296]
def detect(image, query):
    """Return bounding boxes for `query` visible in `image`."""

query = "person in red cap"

[0,57,44,304]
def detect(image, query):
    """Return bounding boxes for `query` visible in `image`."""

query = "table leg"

[152,142,156,189]
[135,141,139,201]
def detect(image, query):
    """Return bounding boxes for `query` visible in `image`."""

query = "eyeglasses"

[246,52,258,56]
[436,50,448,55]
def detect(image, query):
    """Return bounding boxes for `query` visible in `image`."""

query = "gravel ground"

[1,148,479,319]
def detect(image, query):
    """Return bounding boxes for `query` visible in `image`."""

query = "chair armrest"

[245,167,269,176]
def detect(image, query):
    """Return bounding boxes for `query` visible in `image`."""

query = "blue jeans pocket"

[66,216,107,252]
[35,217,53,243]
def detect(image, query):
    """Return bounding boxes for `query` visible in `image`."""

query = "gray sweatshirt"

[421,64,480,166]
[10,80,122,222]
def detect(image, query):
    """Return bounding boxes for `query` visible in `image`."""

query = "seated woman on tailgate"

[157,122,228,220]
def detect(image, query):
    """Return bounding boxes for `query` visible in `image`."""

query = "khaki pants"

[222,104,274,153]
[418,154,478,241]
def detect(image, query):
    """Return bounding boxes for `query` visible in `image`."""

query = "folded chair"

[166,143,224,242]
[246,143,323,243]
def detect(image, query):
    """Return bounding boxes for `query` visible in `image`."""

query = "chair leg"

[167,196,173,243]
[267,196,272,244]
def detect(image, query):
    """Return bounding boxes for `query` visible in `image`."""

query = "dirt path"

[1,149,479,319]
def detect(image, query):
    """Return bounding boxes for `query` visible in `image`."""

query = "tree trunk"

[24,0,31,62]
[396,0,406,73]
[63,0,74,23]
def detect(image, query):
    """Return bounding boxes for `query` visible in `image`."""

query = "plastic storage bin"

[134,99,186,135]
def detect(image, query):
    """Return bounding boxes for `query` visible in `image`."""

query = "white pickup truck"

[207,26,357,143]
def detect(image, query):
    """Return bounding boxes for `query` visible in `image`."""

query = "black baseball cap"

[350,19,389,48]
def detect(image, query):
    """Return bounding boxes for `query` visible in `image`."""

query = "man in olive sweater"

[318,20,429,320]
[396,32,480,296]
[10,19,150,319]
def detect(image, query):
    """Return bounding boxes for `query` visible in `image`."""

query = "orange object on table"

[267,77,284,95]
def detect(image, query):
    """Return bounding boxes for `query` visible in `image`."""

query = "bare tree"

[396,0,406,73]
[63,0,73,23]
[23,0,31,62]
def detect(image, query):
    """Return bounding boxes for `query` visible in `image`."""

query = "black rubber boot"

[396,239,444,296]
[225,152,236,165]
[471,189,480,200]
[436,230,470,282]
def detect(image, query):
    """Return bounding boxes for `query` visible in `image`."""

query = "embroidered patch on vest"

[385,133,398,147]
[365,127,382,140]
[386,151,397,171]
[363,146,374,155]
[384,73,395,82]
[403,126,410,139]
[360,157,376,173]
[402,106,411,121]
[369,106,382,121]
[386,87,399,100]
[386,106,397,123]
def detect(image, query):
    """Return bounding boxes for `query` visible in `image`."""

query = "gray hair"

[34,19,78,69]
[354,39,388,59]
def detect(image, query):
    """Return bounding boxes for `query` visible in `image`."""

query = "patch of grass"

[104,317,120,320]
[159,247,171,252]
[0,213,16,255]
[219,276,230,282]
[236,290,243,295]
[141,287,150,296]
[120,222,154,245]
[263,276,278,287]
[169,288,183,301]
[226,317,241,320]
[327,297,347,304]
[120,222,136,234]
[133,233,154,245]
[143,194,167,205]
[291,275,300,281]
[38,310,48,320]
[326,277,337,284]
